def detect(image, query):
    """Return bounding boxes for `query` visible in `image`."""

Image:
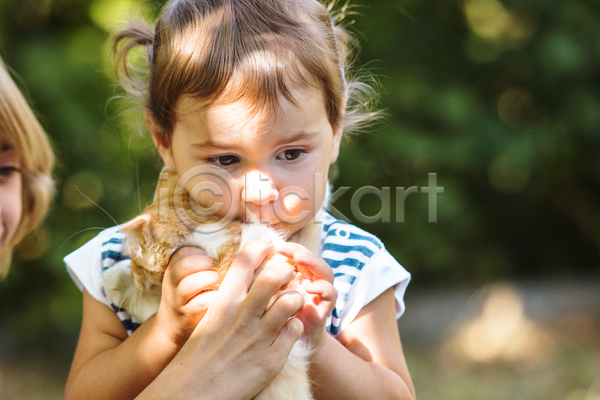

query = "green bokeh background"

[0,0,599,398]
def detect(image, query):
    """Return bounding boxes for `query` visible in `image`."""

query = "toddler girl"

[64,0,415,398]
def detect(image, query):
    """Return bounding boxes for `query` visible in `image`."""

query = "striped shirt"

[65,212,410,337]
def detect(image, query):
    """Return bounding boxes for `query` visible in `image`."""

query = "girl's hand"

[154,247,219,347]
[137,238,305,400]
[275,242,337,351]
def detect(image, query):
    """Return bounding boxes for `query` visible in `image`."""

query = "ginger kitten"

[102,167,319,400]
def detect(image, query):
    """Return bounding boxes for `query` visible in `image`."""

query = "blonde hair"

[0,57,55,276]
[114,0,379,141]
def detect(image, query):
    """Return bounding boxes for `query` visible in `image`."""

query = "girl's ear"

[330,124,343,164]
[145,110,176,169]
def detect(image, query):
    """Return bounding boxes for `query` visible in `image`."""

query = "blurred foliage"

[0,0,599,354]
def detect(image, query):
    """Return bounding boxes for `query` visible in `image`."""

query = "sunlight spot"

[463,0,538,50]
[63,170,105,210]
[89,0,135,31]
[446,283,556,366]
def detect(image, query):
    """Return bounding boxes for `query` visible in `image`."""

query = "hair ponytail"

[112,21,155,114]
[114,23,154,79]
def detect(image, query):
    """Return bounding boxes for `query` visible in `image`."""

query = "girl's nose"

[241,170,279,205]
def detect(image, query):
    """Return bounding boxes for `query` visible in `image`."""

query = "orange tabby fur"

[121,168,245,292]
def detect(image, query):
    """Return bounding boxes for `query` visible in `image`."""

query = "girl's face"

[152,86,342,237]
[0,143,22,252]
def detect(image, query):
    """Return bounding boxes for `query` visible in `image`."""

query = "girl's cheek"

[0,177,23,248]
[281,190,307,213]
[272,187,312,225]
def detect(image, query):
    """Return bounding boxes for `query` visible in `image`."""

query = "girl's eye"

[209,155,240,166]
[0,166,21,179]
[278,149,305,161]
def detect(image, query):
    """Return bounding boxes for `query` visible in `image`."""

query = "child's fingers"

[244,261,298,319]
[294,251,333,283]
[302,279,338,303]
[276,242,333,283]
[215,238,273,304]
[301,280,337,320]
[167,247,214,286]
[177,270,221,304]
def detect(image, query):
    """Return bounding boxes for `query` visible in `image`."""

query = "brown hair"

[114,0,379,142]
[0,57,55,276]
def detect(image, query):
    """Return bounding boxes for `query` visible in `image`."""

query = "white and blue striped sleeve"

[320,213,411,336]
[338,246,410,334]
[64,229,115,309]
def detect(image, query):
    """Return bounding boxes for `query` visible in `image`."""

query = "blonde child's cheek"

[0,180,22,249]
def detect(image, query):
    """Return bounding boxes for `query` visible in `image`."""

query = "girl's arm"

[309,287,416,400]
[64,246,220,400]
[65,290,181,400]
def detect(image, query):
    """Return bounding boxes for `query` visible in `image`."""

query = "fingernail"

[260,236,272,243]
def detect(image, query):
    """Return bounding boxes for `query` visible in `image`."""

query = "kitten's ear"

[120,215,153,245]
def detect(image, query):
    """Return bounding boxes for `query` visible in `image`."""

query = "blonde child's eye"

[0,166,21,180]
[208,155,240,166]
[277,149,305,161]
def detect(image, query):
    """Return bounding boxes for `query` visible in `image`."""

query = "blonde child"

[0,56,54,276]
[65,0,415,399]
